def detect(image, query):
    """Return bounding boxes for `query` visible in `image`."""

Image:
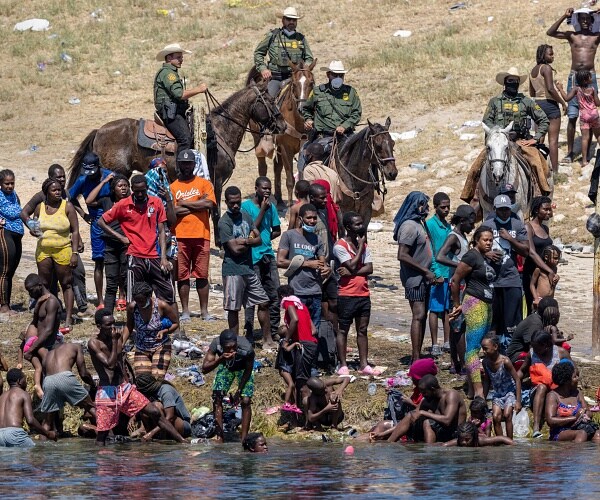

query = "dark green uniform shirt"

[482,92,549,140]
[301,83,362,133]
[154,63,185,111]
[253,28,314,75]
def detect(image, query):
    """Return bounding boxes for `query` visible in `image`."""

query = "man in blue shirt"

[241,177,281,343]
[68,152,112,310]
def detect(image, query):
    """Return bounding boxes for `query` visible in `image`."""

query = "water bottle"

[26,218,42,237]
[367,383,377,396]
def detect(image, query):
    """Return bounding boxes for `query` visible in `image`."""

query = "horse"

[247,61,316,205]
[67,80,286,245]
[479,122,532,220]
[334,118,398,228]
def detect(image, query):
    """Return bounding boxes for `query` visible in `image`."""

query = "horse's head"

[368,117,397,180]
[483,122,512,184]
[249,83,287,135]
[290,60,316,112]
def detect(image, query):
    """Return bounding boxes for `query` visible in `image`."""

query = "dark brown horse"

[67,80,286,244]
[248,61,316,205]
[334,118,398,227]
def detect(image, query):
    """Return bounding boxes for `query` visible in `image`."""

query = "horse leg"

[273,150,284,206]
[283,144,296,207]
[258,157,268,178]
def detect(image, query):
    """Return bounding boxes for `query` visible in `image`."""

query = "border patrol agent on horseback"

[297,60,362,172]
[154,43,207,157]
[461,67,551,204]
[253,6,314,97]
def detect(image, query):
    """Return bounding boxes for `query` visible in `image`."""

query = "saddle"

[137,116,176,153]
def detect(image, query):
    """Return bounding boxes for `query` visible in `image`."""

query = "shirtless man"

[0,349,8,395]
[23,274,61,359]
[385,375,467,443]
[39,342,96,434]
[88,309,185,445]
[547,7,600,162]
[0,369,56,447]
[305,375,350,430]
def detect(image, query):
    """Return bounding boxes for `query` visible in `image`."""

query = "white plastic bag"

[513,409,530,438]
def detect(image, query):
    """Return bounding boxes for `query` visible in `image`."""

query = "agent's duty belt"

[270,70,291,80]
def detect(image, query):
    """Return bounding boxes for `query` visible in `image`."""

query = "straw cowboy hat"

[320,60,348,74]
[156,43,192,61]
[495,67,527,86]
[278,7,302,19]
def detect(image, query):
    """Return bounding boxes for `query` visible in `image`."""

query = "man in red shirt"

[332,212,377,376]
[99,175,174,303]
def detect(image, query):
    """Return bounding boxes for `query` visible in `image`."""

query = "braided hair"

[41,178,61,198]
[536,44,554,65]
[132,281,153,300]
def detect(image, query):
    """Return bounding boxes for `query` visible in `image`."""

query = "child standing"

[287,180,310,230]
[481,333,522,439]
[275,285,317,414]
[530,245,561,308]
[557,70,600,166]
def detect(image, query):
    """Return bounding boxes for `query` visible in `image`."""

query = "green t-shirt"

[426,215,452,279]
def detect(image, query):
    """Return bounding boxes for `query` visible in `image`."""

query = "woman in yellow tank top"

[529,44,567,173]
[33,178,80,330]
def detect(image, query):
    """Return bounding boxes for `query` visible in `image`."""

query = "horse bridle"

[289,68,314,105]
[486,131,510,180]
[368,131,396,167]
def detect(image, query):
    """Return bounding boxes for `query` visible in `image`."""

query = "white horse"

[479,122,532,220]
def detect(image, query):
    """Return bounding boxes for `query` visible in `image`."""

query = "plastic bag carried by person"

[513,409,530,438]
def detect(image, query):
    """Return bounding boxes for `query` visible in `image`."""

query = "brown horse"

[67,80,286,245]
[248,61,316,205]
[334,118,398,227]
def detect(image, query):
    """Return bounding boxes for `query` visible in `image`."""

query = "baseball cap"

[177,149,196,162]
[81,152,100,176]
[454,204,475,220]
[499,183,516,194]
[493,194,512,209]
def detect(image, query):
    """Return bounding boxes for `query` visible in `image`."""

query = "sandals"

[281,403,303,414]
[532,430,544,439]
[58,326,72,335]
[116,299,127,312]
[337,366,350,376]
[358,365,382,376]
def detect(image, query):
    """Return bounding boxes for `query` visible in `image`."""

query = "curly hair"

[551,360,575,387]
[536,44,554,66]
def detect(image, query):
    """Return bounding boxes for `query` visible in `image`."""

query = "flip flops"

[265,406,280,415]
[281,403,303,414]
[358,365,382,376]
[337,366,350,376]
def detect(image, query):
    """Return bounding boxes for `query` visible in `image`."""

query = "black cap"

[81,152,100,176]
[499,183,516,194]
[177,149,196,162]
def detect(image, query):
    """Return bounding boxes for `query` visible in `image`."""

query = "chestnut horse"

[248,61,316,205]
[67,80,286,244]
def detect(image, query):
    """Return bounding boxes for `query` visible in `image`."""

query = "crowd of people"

[1,5,600,451]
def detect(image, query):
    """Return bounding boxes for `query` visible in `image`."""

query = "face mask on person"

[495,215,511,224]
[302,223,316,233]
[331,77,343,90]
[504,81,519,96]
[282,28,296,36]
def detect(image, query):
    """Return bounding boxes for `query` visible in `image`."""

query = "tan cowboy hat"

[495,67,527,86]
[320,60,348,74]
[156,43,192,61]
[278,6,302,19]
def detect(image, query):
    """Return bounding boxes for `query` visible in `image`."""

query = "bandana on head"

[312,179,340,239]
[392,191,429,241]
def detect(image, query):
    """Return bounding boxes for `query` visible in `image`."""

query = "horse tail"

[245,66,263,86]
[68,129,97,187]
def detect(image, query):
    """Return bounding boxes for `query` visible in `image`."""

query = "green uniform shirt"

[154,63,185,110]
[482,92,549,140]
[253,28,314,74]
[301,83,362,133]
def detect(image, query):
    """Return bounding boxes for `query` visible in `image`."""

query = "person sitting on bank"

[253,6,314,97]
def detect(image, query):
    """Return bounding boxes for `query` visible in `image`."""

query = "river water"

[2,439,600,498]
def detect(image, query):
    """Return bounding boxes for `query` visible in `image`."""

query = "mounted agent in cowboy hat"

[461,66,551,207]
[153,43,208,157]
[297,60,362,173]
[253,6,315,97]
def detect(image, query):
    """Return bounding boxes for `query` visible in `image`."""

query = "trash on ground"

[14,19,50,32]
[409,162,427,170]
[449,2,467,10]
[488,16,494,22]
[60,53,73,64]
[391,130,419,141]
[90,9,104,21]
[30,145,40,152]
[175,365,206,386]
[393,30,412,38]
[462,120,482,127]
[68,97,81,105]
[459,133,478,141]
[367,221,383,233]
